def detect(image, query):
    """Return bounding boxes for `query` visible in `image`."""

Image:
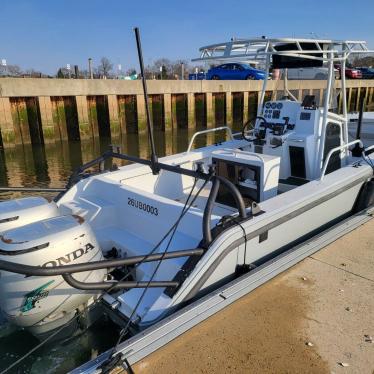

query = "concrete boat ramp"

[103,210,374,374]
[131,218,374,374]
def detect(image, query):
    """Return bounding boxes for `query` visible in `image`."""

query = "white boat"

[0,34,373,371]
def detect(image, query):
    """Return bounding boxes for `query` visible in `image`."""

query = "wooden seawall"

[0,78,373,148]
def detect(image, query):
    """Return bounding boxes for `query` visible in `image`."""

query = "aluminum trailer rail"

[71,207,373,374]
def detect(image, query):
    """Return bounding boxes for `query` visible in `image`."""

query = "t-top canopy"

[192,38,373,68]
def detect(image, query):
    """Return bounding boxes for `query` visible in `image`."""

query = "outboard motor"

[0,214,105,337]
[0,196,59,232]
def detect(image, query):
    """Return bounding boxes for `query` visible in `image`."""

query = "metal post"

[257,53,270,116]
[351,96,365,157]
[282,68,297,101]
[283,68,288,98]
[181,62,185,80]
[74,65,79,79]
[88,58,93,79]
[341,57,348,148]
[316,51,334,177]
[134,27,159,174]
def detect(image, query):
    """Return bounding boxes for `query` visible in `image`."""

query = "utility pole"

[181,62,185,80]
[74,65,79,79]
[88,58,93,79]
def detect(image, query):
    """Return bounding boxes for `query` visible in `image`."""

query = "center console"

[212,149,280,207]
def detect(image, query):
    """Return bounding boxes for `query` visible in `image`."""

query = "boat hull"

[141,166,372,326]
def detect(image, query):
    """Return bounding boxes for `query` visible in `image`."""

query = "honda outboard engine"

[0,196,59,232]
[0,214,105,336]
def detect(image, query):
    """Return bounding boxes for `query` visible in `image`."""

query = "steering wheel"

[242,116,268,142]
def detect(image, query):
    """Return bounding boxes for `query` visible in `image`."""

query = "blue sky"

[1,0,373,74]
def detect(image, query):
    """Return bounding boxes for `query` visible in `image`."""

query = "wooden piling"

[206,92,213,129]
[38,96,55,143]
[0,78,372,146]
[136,94,147,133]
[243,92,249,124]
[9,98,32,145]
[108,94,120,139]
[187,92,196,130]
[226,92,232,127]
[0,97,16,147]
[163,93,172,131]
[51,96,68,142]
[76,95,91,140]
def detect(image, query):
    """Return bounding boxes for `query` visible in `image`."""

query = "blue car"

[206,63,266,80]
[359,67,374,79]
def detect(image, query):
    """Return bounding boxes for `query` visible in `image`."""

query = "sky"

[0,0,373,75]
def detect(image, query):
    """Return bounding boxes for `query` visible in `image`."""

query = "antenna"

[134,27,159,175]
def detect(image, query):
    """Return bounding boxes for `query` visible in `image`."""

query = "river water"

[0,128,230,373]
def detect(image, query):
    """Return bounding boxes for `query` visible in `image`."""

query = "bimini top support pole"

[316,50,335,177]
[257,43,270,116]
[341,54,349,153]
[134,27,159,175]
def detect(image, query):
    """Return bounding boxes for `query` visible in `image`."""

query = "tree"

[153,58,172,79]
[171,59,190,79]
[0,64,23,77]
[7,64,23,77]
[25,69,42,78]
[56,67,71,78]
[352,56,374,67]
[125,68,137,76]
[57,68,65,78]
[97,57,113,78]
[79,69,90,79]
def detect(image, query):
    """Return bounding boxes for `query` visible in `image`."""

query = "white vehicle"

[287,66,339,80]
[0,35,373,372]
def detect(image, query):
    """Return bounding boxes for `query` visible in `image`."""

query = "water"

[0,128,229,373]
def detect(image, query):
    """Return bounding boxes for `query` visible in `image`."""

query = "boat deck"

[115,218,374,374]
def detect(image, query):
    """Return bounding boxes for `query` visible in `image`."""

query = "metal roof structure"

[192,37,373,64]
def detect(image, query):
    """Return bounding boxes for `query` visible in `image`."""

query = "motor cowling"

[0,196,59,233]
[0,214,105,336]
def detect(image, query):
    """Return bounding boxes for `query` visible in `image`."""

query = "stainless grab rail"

[187,126,233,152]
[319,140,362,181]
